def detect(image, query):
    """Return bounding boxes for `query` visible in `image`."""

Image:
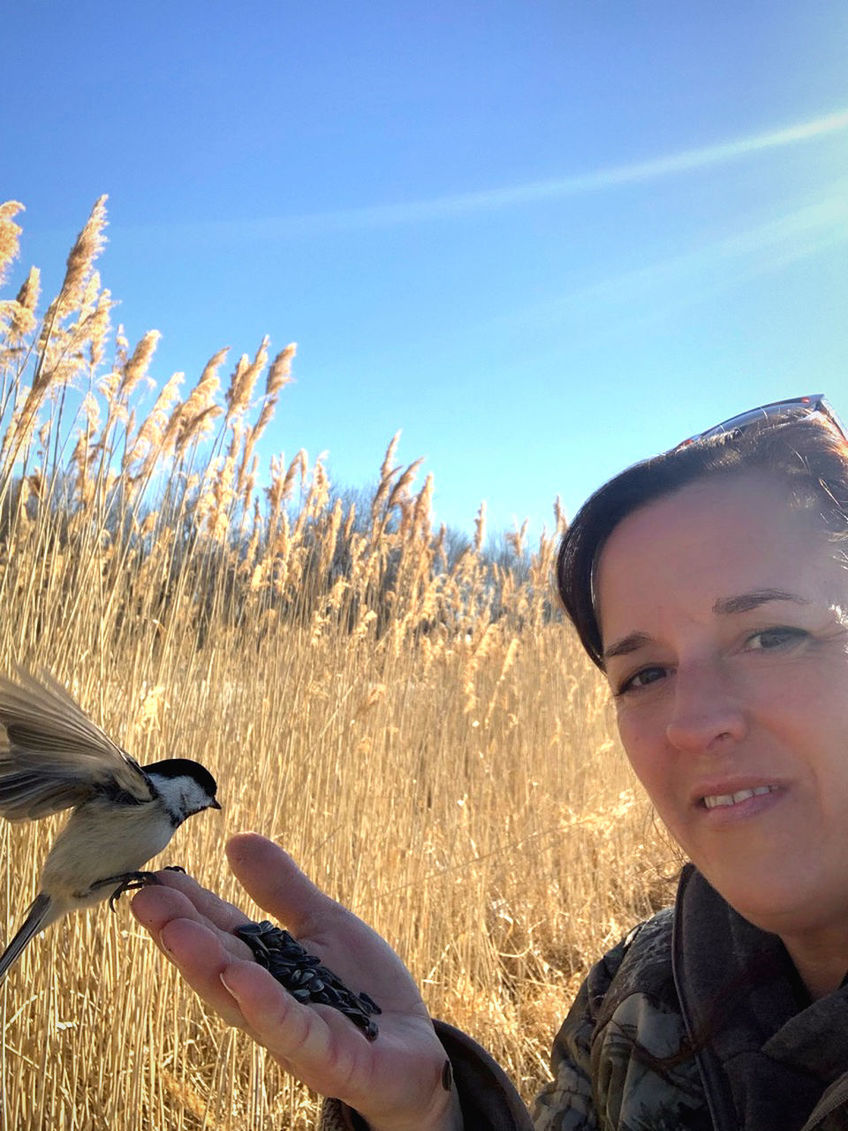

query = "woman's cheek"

[616,712,675,800]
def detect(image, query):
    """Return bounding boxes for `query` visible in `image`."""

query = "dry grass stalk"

[379,429,401,484]
[240,453,259,516]
[117,329,161,403]
[385,456,425,517]
[343,500,356,542]
[1,266,41,348]
[0,201,677,1129]
[225,336,269,424]
[247,343,297,462]
[0,201,25,287]
[371,432,401,528]
[473,500,487,553]
[125,370,184,478]
[553,494,568,535]
[411,472,434,539]
[85,285,113,375]
[176,347,228,453]
[507,518,529,560]
[54,195,109,321]
[265,342,296,399]
[280,449,307,505]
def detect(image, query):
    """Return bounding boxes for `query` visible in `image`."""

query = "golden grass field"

[0,199,678,1129]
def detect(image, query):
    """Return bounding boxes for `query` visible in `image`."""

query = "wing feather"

[0,667,152,820]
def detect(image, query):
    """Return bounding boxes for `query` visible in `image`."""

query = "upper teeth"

[703,786,775,809]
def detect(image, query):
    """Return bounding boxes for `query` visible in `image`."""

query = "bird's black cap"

[144,758,219,800]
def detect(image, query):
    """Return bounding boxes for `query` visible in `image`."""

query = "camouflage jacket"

[322,865,848,1130]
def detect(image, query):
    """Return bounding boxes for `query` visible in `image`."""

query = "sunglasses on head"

[673,394,847,451]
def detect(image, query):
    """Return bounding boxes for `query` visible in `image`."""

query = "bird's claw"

[98,871,160,911]
[90,864,188,911]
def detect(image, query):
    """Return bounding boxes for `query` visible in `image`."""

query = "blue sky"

[4,1,848,539]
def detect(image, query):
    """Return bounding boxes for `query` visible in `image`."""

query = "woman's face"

[596,471,848,939]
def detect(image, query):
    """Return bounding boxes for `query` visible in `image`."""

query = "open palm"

[131,833,460,1131]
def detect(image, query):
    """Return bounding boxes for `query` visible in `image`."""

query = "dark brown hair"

[556,410,848,669]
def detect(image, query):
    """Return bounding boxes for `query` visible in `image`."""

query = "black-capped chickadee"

[0,667,221,982]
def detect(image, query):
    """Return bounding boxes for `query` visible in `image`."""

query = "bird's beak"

[211,798,222,810]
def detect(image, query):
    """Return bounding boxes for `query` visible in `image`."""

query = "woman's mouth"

[701,784,779,809]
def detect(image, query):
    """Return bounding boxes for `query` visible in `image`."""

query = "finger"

[144,868,252,932]
[131,882,252,963]
[218,957,350,1088]
[155,916,259,1030]
[226,833,423,1007]
[226,833,342,936]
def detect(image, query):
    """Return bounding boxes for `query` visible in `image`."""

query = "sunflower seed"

[234,919,381,1041]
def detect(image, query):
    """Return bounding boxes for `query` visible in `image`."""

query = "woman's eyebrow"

[712,589,809,615]
[603,631,652,661]
[602,590,808,662]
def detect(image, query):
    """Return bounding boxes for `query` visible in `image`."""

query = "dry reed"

[0,201,677,1130]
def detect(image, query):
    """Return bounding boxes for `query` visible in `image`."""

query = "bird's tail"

[0,893,53,982]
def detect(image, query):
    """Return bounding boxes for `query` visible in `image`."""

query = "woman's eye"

[746,626,807,651]
[617,665,667,695]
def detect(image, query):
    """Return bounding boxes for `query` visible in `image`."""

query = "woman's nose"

[665,661,747,754]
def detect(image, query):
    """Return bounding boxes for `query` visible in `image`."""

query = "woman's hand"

[131,833,462,1131]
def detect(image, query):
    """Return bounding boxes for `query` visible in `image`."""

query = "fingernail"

[441,1059,453,1091]
[220,970,240,999]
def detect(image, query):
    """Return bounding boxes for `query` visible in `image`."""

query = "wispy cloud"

[148,106,848,241]
[500,180,848,340]
[577,185,848,301]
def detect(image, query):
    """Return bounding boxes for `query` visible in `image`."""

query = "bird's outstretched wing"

[0,667,152,820]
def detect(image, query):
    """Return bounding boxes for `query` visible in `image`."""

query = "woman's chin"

[703,866,848,941]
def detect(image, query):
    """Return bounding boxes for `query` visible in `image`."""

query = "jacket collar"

[674,865,848,1130]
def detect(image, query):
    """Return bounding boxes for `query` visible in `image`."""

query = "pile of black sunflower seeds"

[234,919,382,1041]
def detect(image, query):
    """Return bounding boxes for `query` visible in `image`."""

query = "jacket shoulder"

[536,907,710,1130]
[591,907,677,1023]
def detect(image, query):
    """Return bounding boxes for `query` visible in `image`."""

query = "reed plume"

[0,201,25,287]
[54,194,108,320]
[2,265,40,346]
[0,200,673,1130]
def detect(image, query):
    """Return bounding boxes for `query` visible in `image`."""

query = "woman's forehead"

[595,473,838,628]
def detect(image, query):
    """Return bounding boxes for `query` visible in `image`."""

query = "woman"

[133,395,848,1130]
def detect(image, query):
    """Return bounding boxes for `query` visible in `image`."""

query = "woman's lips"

[693,782,786,823]
[702,784,779,809]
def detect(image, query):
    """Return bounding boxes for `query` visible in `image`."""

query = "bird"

[0,666,221,982]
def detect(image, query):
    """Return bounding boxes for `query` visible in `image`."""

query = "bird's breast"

[40,799,179,901]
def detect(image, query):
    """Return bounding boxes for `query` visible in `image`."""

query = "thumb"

[225,832,341,936]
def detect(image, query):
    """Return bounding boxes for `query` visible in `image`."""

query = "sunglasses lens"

[675,395,842,450]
